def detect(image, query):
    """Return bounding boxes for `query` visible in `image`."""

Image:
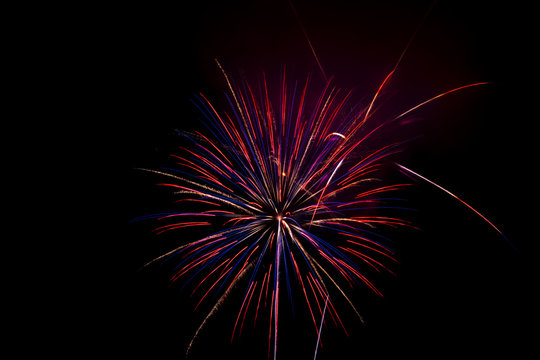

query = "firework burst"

[126,1,526,359]
[135,60,429,358]
[134,50,509,359]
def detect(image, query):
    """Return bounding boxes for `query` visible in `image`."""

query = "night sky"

[100,1,534,359]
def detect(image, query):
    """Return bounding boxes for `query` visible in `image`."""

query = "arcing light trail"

[396,163,512,247]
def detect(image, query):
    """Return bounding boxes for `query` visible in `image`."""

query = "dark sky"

[101,1,535,359]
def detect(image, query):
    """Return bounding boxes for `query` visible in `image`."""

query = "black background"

[78,1,536,359]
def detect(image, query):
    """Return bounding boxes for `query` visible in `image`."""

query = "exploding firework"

[121,0,534,358]
[133,55,505,359]
[135,61,415,357]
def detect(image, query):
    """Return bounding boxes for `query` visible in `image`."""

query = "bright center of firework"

[276,214,282,222]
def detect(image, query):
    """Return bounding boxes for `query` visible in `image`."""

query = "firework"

[136,61,423,358]
[132,53,510,358]
[128,1,521,358]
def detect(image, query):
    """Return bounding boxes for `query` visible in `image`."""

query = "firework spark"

[396,163,513,249]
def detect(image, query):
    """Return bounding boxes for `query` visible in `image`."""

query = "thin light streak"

[313,294,329,360]
[396,163,512,247]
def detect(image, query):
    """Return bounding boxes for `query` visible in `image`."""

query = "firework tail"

[313,294,329,360]
[396,163,514,249]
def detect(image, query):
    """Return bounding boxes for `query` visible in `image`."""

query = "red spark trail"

[288,0,328,82]
[396,163,511,245]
